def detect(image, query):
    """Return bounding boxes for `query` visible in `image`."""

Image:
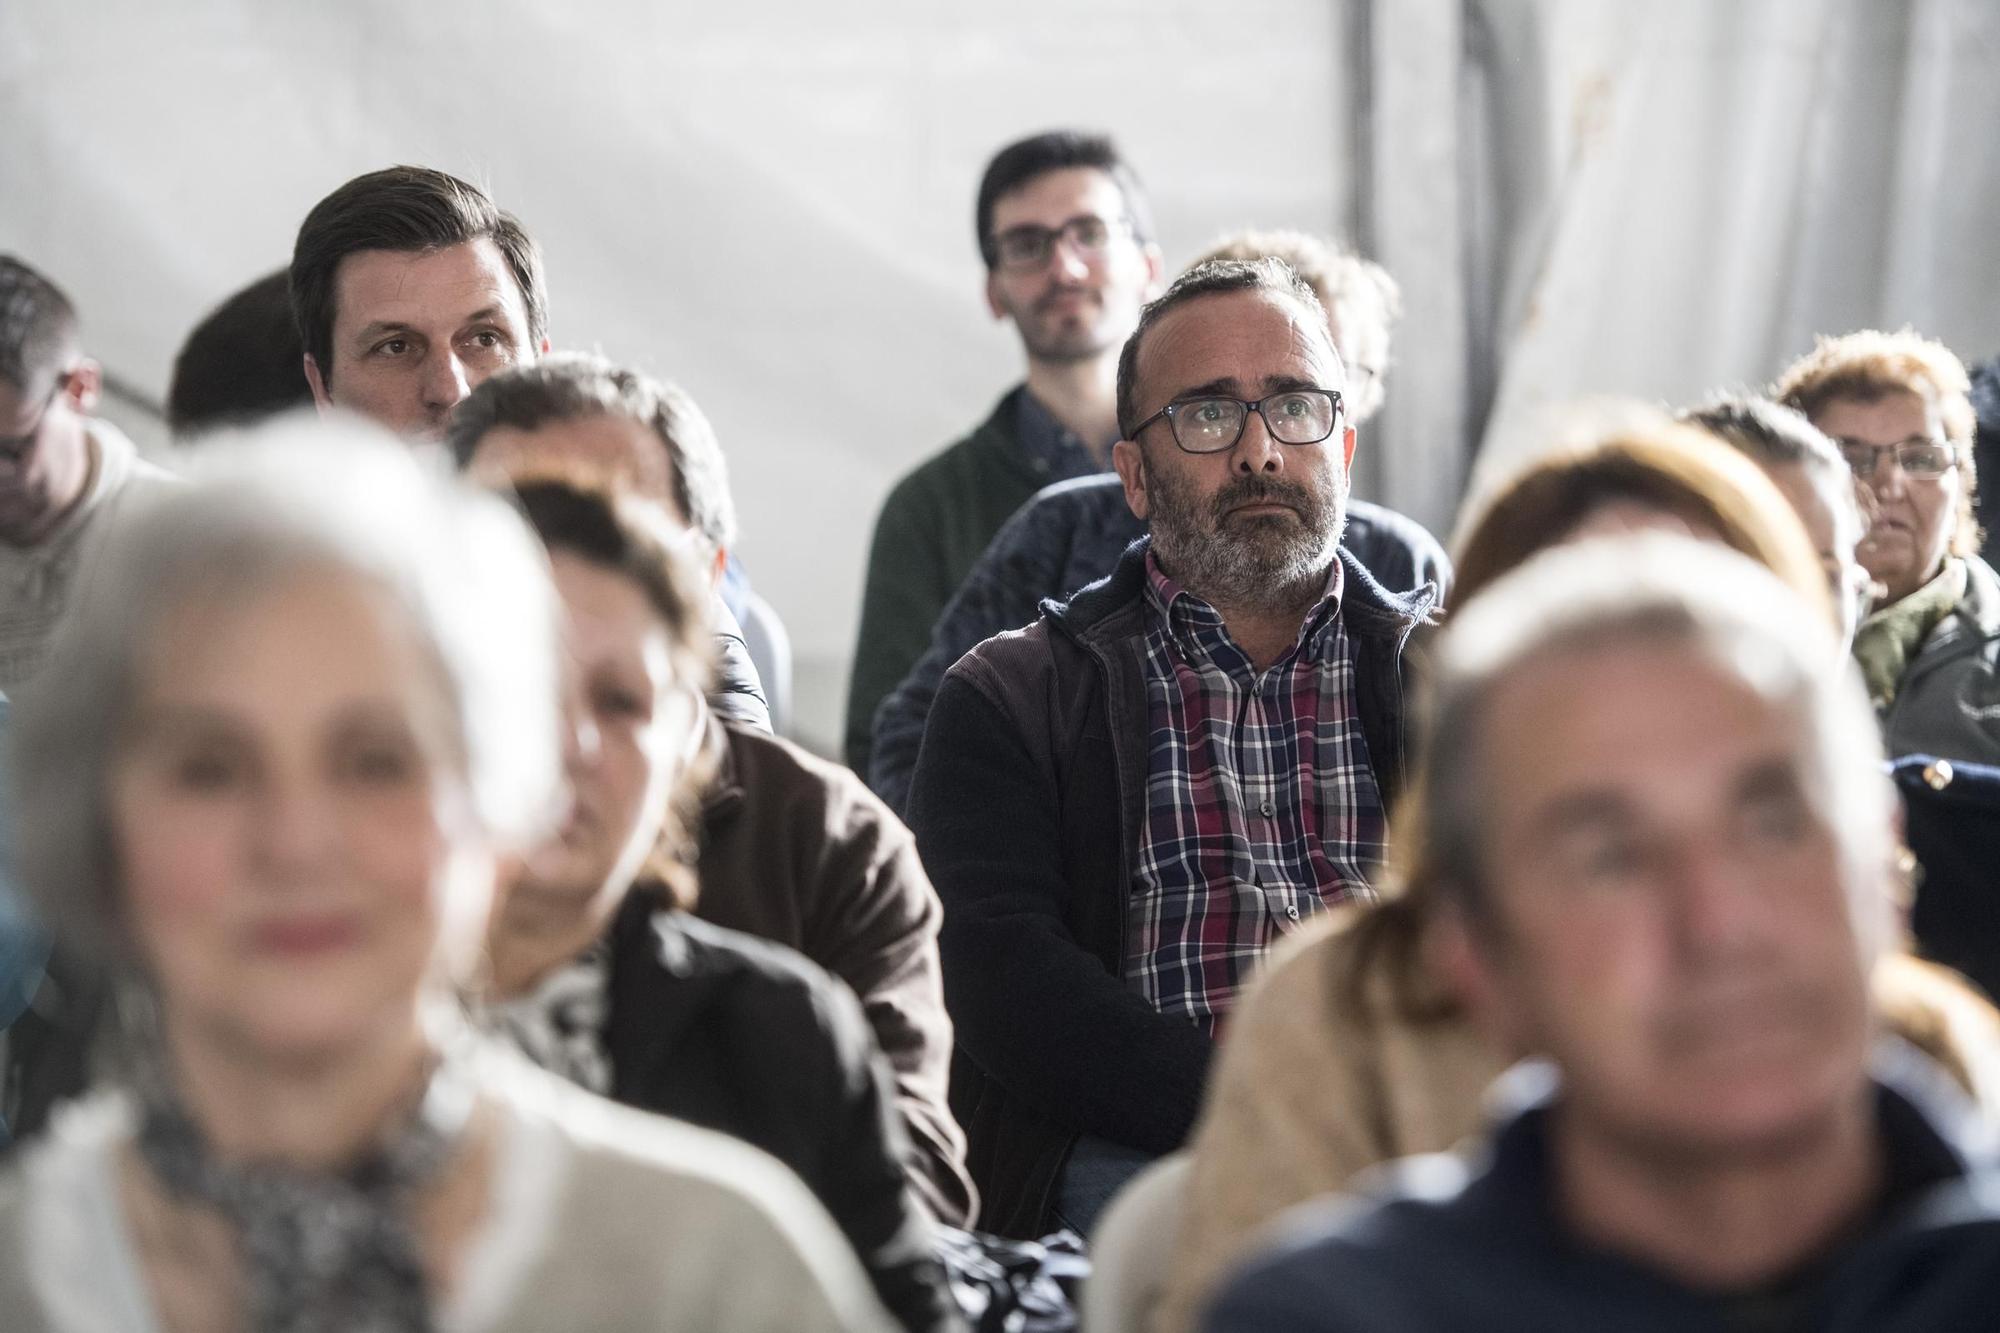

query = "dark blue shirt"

[1204,1052,2000,1333]
[1014,389,1115,485]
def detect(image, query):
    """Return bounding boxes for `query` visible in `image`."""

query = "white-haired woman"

[0,422,892,1333]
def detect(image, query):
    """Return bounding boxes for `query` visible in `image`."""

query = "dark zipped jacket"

[905,538,1433,1236]
[604,899,958,1332]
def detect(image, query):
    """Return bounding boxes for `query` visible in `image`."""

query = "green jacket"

[846,388,1060,770]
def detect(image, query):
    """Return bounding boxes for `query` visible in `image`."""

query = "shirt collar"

[1015,388,1114,480]
[1142,548,1346,666]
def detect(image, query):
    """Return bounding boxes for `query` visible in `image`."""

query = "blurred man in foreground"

[1207,536,2000,1332]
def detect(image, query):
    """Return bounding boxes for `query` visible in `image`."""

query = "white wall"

[0,0,1356,754]
[7,0,1999,755]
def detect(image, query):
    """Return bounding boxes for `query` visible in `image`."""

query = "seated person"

[845,130,1165,775]
[1154,412,2000,1333]
[290,164,770,732]
[907,258,1431,1236]
[1205,536,2000,1332]
[1776,329,2000,764]
[0,426,890,1333]
[870,230,1449,815]
[450,356,971,1223]
[481,476,954,1333]
[165,268,315,440]
[0,255,175,691]
[1680,393,1874,647]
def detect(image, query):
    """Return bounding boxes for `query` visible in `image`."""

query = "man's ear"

[1428,897,1531,1058]
[61,358,101,414]
[303,353,334,414]
[1112,438,1151,522]
[1341,423,1358,471]
[538,336,551,357]
[1139,241,1167,300]
[984,270,1006,322]
[709,546,729,592]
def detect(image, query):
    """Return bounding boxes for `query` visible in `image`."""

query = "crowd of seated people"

[0,124,1995,1332]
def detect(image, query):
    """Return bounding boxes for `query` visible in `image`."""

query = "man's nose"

[563,698,603,780]
[1049,234,1092,282]
[1667,842,1765,961]
[423,349,473,411]
[1232,407,1284,475]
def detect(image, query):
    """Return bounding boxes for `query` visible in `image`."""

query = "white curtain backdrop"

[4,0,1995,751]
[1363,0,2000,534]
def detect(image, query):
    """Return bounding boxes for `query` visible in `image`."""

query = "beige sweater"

[0,1051,897,1333]
[1151,907,1500,1333]
[0,419,173,691]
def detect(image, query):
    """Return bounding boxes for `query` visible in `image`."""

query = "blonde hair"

[1451,408,1834,626]
[1348,409,1838,1016]
[1774,327,1980,557]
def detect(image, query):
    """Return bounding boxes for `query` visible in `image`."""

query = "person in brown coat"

[450,353,973,1224]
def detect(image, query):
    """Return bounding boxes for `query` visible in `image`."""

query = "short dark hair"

[509,473,716,911]
[290,165,548,383]
[447,353,737,556]
[168,269,315,437]
[975,130,1153,270]
[1114,258,1329,439]
[1679,393,1844,472]
[0,255,80,393]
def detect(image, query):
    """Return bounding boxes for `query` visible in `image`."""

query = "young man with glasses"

[906,260,1428,1236]
[0,256,171,689]
[1776,329,2000,766]
[843,130,1164,772]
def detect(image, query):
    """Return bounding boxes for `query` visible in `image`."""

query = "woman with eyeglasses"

[0,424,891,1333]
[1776,329,2000,767]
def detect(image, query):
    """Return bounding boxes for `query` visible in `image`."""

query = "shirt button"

[1259,799,1275,817]
[1286,904,1301,920]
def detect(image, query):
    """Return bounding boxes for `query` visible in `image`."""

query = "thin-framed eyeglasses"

[1130,388,1344,456]
[0,371,71,460]
[988,213,1132,271]
[1835,436,1960,482]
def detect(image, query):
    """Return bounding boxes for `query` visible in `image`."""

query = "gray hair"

[10,414,566,960]
[1418,533,1895,935]
[446,352,738,557]
[1115,257,1337,440]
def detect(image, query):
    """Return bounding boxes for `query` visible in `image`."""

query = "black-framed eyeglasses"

[1131,388,1344,455]
[1836,436,1959,481]
[988,213,1131,271]
[0,372,70,460]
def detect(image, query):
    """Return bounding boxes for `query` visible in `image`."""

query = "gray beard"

[1143,450,1347,616]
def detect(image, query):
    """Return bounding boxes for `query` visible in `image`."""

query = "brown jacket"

[693,715,976,1225]
[1153,907,2000,1333]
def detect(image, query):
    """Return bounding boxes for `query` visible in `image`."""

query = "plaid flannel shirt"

[1129,551,1387,1034]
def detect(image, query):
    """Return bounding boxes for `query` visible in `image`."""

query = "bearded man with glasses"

[843,131,1164,773]
[1776,329,2000,766]
[906,259,1430,1237]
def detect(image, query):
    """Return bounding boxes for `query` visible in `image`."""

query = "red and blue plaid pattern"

[1129,552,1386,1034]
